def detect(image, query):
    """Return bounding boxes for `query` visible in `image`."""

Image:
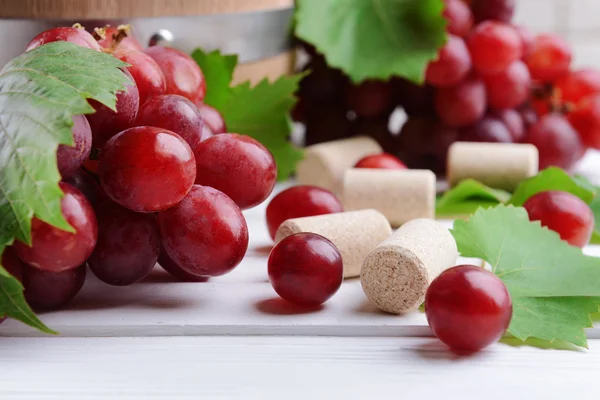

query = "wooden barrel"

[0,0,296,84]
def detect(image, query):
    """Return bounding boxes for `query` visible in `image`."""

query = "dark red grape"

[97,25,143,54]
[158,246,208,282]
[435,75,487,127]
[158,185,249,277]
[471,0,515,23]
[298,57,348,105]
[393,78,436,117]
[354,153,407,169]
[26,26,101,52]
[556,69,600,106]
[519,105,539,129]
[197,103,227,135]
[98,126,196,212]
[525,34,572,82]
[484,60,531,109]
[523,191,594,248]
[268,233,343,306]
[87,69,140,148]
[144,45,206,104]
[569,94,600,149]
[194,134,276,210]
[525,113,583,170]
[353,117,396,153]
[426,34,472,88]
[459,115,513,143]
[344,80,394,118]
[57,115,92,179]
[88,201,160,286]
[23,264,86,311]
[468,21,522,75]
[64,169,105,209]
[492,109,525,142]
[14,183,97,272]
[117,51,167,106]
[303,106,354,146]
[266,186,343,240]
[443,0,474,37]
[136,95,205,152]
[2,247,23,281]
[425,265,512,353]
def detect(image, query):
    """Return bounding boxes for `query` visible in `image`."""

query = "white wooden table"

[2,152,600,400]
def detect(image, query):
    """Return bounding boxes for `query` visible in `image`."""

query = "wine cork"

[447,142,539,191]
[342,169,436,227]
[275,210,392,278]
[361,219,458,314]
[296,136,383,194]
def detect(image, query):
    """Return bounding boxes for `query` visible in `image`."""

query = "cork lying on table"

[447,142,539,191]
[295,136,382,194]
[274,210,392,278]
[361,219,458,314]
[342,169,436,227]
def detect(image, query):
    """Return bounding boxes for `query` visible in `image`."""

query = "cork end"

[274,221,302,243]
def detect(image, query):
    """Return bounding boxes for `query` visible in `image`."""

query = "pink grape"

[26,26,101,52]
[435,75,487,127]
[443,0,474,37]
[426,34,472,88]
[57,115,92,179]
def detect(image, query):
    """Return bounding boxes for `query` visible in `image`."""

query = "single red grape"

[569,94,600,149]
[158,246,208,282]
[87,69,140,148]
[354,153,407,169]
[345,80,394,119]
[426,34,472,88]
[197,103,227,135]
[144,45,206,104]
[525,34,572,82]
[2,247,23,281]
[26,26,101,52]
[459,115,513,143]
[523,191,594,247]
[136,95,205,152]
[435,75,487,127]
[443,0,474,37]
[515,25,535,58]
[194,134,276,210]
[117,51,167,106]
[64,169,105,210]
[492,109,525,142]
[484,60,531,109]
[426,265,512,353]
[88,201,160,286]
[14,183,97,272]
[158,185,249,277]
[467,21,522,75]
[525,113,583,170]
[556,69,600,106]
[97,25,143,54]
[266,186,343,240]
[98,126,196,212]
[22,263,86,311]
[57,115,92,179]
[268,233,343,307]
[471,0,515,23]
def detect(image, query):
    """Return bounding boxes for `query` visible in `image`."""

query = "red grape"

[515,25,535,58]
[484,60,531,109]
[2,247,23,281]
[354,153,407,169]
[525,114,583,170]
[344,80,394,119]
[266,186,343,240]
[471,0,515,23]
[197,103,227,136]
[443,0,474,37]
[556,69,600,106]
[519,105,539,129]
[268,233,343,306]
[97,25,143,54]
[467,21,522,75]
[117,51,167,106]
[459,115,513,143]
[64,169,105,209]
[22,263,86,310]
[57,115,92,179]
[425,265,512,353]
[26,26,101,52]
[303,105,354,146]
[87,69,140,148]
[394,78,436,117]
[569,94,600,149]
[144,46,206,104]
[525,34,572,82]
[492,109,525,142]
[158,185,249,277]
[435,75,487,127]
[523,191,594,248]
[298,57,349,105]
[136,95,205,152]
[158,246,208,282]
[98,126,196,212]
[88,201,160,286]
[14,183,97,272]
[194,134,276,210]
[426,34,472,88]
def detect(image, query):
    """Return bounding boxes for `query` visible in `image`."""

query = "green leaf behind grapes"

[294,0,447,83]
[0,42,129,332]
[436,179,510,217]
[191,49,238,110]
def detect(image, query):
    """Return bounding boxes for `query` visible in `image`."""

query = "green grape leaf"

[0,42,129,332]
[590,195,600,244]
[191,49,238,110]
[294,0,447,83]
[436,179,510,217]
[509,167,596,206]
[451,205,600,347]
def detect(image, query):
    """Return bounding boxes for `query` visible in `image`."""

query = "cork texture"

[274,210,392,278]
[295,136,382,194]
[342,169,436,227]
[447,142,539,191]
[361,219,458,314]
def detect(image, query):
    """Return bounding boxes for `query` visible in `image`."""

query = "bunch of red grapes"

[1,25,278,312]
[294,0,597,174]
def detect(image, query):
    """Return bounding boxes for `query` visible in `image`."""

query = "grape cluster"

[6,25,277,311]
[294,0,595,174]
